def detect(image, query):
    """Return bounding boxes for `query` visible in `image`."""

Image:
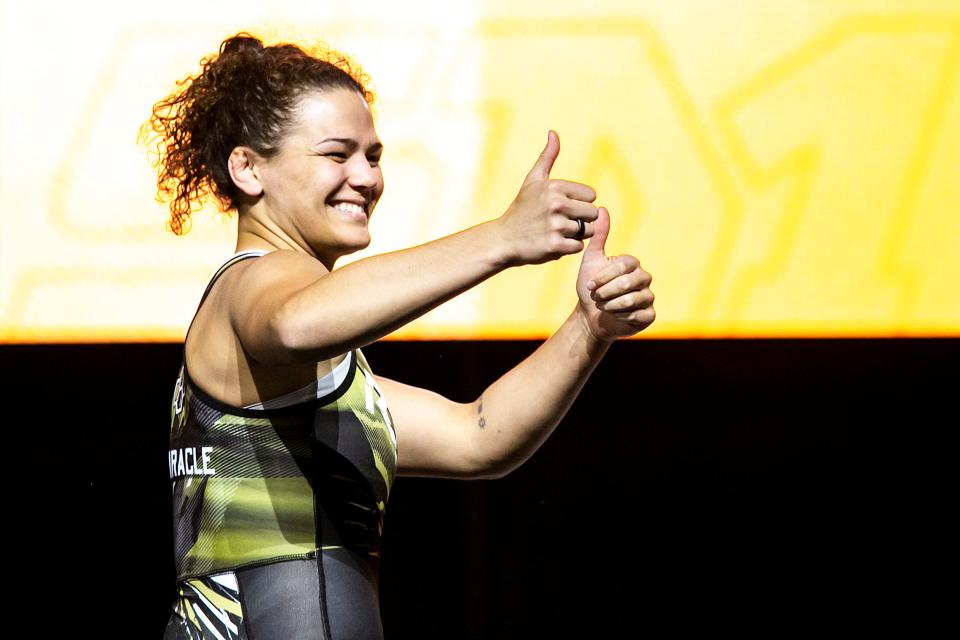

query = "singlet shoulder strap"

[184,250,271,341]
[197,250,271,308]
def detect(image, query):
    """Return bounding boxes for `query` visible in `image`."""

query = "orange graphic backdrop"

[0,0,956,342]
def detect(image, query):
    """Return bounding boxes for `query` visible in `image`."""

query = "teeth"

[332,202,365,215]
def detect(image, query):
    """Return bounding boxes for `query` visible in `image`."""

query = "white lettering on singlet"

[363,371,397,450]
[364,380,374,413]
[172,375,185,415]
[168,446,216,479]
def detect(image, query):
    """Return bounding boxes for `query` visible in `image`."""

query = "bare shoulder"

[224,249,329,297]
[221,250,330,358]
[185,249,337,404]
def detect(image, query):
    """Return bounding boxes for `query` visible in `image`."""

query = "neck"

[236,207,339,271]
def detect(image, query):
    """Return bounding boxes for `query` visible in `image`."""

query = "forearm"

[468,305,612,477]
[277,220,509,361]
[274,129,600,362]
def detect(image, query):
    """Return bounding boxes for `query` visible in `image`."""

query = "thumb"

[585,206,610,257]
[523,130,560,184]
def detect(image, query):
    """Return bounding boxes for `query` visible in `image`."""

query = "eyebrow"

[316,137,383,153]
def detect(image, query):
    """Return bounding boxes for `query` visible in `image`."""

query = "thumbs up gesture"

[494,131,601,266]
[575,207,656,342]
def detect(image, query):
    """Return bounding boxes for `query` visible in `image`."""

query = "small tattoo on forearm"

[477,396,486,429]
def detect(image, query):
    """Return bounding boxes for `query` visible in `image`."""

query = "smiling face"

[255,88,384,265]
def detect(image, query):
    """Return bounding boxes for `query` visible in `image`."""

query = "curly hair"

[139,32,375,235]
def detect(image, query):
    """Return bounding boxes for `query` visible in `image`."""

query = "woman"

[145,32,654,640]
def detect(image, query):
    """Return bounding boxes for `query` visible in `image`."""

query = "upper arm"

[375,374,495,479]
[225,252,330,366]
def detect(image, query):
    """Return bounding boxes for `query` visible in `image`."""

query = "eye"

[368,155,381,167]
[325,153,347,162]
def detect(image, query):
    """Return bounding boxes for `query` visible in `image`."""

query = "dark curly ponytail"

[139,32,375,235]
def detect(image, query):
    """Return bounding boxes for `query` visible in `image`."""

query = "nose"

[347,155,380,191]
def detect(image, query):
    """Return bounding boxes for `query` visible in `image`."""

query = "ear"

[227,146,264,198]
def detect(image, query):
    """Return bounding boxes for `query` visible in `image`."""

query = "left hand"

[575,207,655,342]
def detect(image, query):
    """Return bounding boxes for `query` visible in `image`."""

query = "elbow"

[468,453,518,480]
[469,466,508,481]
[487,465,514,480]
[482,461,524,480]
[471,464,508,480]
[461,404,519,480]
[460,446,503,480]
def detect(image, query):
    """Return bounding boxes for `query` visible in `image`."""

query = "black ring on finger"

[572,218,585,240]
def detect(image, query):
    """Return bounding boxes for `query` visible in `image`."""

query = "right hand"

[494,130,600,266]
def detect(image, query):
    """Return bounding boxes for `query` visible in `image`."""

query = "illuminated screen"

[1,0,957,342]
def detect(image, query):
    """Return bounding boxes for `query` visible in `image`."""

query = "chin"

[338,234,372,255]
[353,232,372,249]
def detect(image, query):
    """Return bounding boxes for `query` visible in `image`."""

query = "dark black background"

[12,338,950,637]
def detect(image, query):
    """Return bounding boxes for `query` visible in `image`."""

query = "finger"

[552,237,585,256]
[559,200,600,222]
[560,217,593,240]
[592,266,651,302]
[523,130,560,184]
[611,307,656,326]
[589,256,644,295]
[593,272,651,304]
[595,288,655,312]
[583,206,610,259]
[548,179,597,203]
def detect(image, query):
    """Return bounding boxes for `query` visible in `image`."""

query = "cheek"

[313,171,343,197]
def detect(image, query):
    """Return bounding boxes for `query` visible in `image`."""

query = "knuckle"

[631,307,654,323]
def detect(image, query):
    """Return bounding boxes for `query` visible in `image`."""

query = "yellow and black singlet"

[164,250,398,640]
